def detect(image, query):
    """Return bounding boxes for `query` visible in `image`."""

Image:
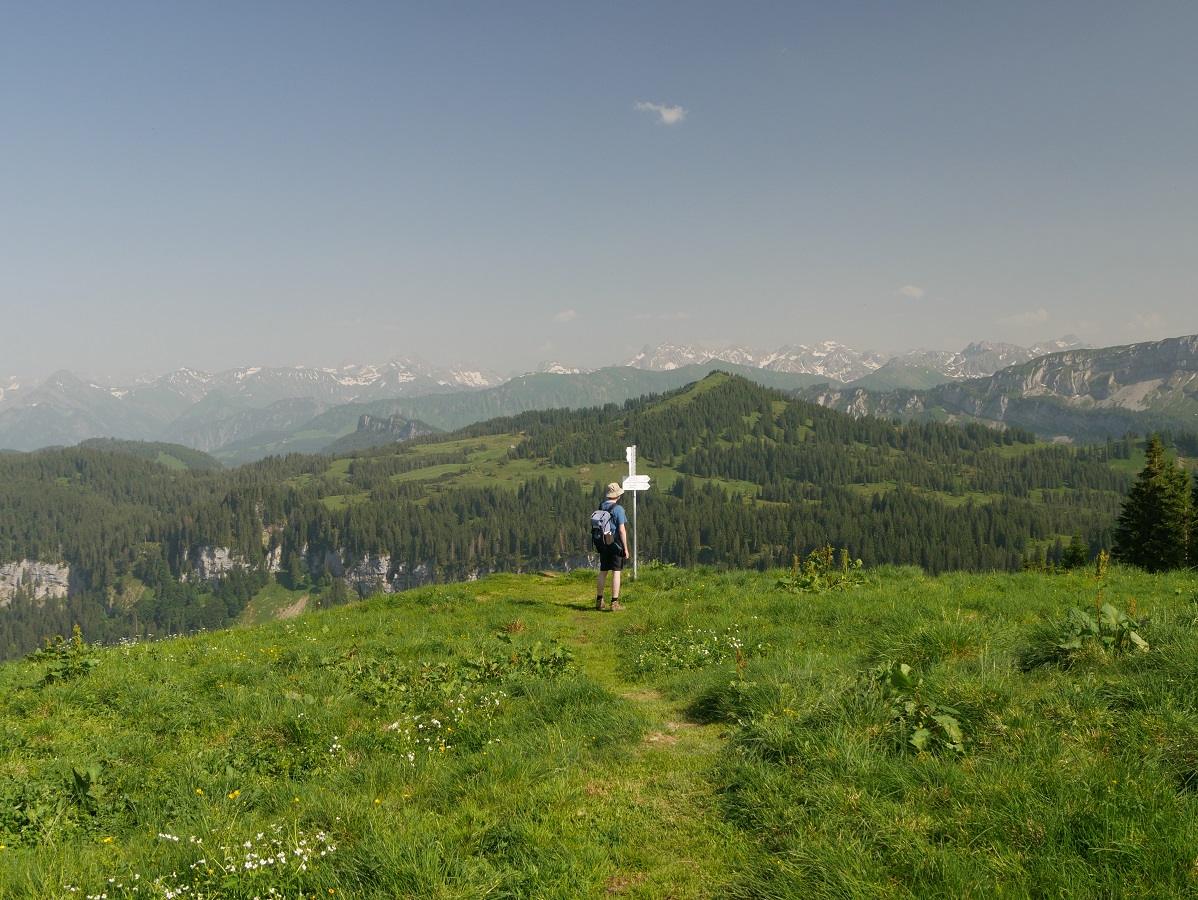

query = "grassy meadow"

[3,562,1198,898]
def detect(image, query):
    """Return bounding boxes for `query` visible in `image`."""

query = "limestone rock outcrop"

[803,334,1198,440]
[190,547,247,583]
[0,560,80,605]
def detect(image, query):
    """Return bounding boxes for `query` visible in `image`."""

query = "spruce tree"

[1112,437,1192,572]
[1191,476,1198,566]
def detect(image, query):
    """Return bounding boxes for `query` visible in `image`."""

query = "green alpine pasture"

[4,563,1198,898]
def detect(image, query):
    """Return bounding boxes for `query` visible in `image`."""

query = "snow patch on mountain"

[537,361,584,375]
[626,341,889,382]
[0,375,25,405]
[895,336,1088,380]
[627,337,1090,383]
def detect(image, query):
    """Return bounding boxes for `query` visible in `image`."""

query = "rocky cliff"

[0,560,80,605]
[955,335,1198,411]
[802,334,1198,441]
[356,414,437,441]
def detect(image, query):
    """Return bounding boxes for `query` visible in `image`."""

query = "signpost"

[622,446,650,580]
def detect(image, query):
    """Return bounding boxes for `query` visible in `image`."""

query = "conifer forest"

[1,374,1192,659]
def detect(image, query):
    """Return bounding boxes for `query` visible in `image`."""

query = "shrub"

[862,661,965,754]
[777,546,865,594]
[26,624,99,684]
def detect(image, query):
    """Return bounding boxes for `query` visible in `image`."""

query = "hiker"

[594,482,629,611]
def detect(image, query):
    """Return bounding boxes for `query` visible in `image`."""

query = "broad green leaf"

[933,714,963,744]
[890,663,919,691]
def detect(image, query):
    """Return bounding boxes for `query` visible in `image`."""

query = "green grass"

[359,434,759,503]
[316,407,1139,517]
[843,480,1008,508]
[319,491,370,510]
[152,452,189,471]
[238,582,312,626]
[4,564,1198,897]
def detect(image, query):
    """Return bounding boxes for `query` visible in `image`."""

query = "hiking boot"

[610,600,625,612]
[595,597,605,611]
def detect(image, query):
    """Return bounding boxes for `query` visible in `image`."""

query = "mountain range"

[0,359,505,454]
[803,334,1198,443]
[623,336,1086,382]
[3,334,1195,459]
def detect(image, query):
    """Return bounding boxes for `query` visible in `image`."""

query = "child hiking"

[593,482,629,611]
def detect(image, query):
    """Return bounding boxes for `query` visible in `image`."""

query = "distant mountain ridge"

[0,359,505,452]
[5,334,1191,458]
[803,334,1198,442]
[207,363,831,465]
[624,337,1089,383]
[624,341,890,381]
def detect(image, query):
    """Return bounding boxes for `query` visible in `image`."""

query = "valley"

[1,371,1174,661]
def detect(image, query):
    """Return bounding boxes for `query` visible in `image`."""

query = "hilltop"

[4,564,1198,897]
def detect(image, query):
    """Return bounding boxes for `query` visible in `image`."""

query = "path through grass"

[5,563,1198,897]
[550,574,752,896]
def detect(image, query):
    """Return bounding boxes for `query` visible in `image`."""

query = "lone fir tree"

[1112,436,1192,572]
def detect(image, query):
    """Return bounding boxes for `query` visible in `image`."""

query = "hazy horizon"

[1,330,1110,386]
[3,4,1195,381]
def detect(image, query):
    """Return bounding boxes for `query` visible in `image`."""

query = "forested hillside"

[0,373,1170,659]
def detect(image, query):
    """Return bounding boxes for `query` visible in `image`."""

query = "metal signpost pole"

[622,446,651,582]
[626,446,636,580]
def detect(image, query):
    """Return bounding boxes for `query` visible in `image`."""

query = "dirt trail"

[557,594,748,893]
[564,599,720,754]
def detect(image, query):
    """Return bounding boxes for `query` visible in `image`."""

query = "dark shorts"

[599,546,625,571]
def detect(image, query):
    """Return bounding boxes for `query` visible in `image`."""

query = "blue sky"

[2,2,1195,379]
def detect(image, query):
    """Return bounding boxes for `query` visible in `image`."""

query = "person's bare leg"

[611,570,622,609]
[596,570,607,609]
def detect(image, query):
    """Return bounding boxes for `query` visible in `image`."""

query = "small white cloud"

[635,101,687,125]
[898,285,925,300]
[552,310,577,324]
[1000,308,1049,327]
[659,311,691,320]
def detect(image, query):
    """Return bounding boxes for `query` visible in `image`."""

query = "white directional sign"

[624,447,646,580]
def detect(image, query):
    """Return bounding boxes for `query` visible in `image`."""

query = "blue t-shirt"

[602,500,628,551]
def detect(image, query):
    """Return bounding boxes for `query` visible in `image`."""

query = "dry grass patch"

[583,780,609,797]
[644,731,680,745]
[604,872,647,893]
[621,689,662,702]
[275,594,308,619]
